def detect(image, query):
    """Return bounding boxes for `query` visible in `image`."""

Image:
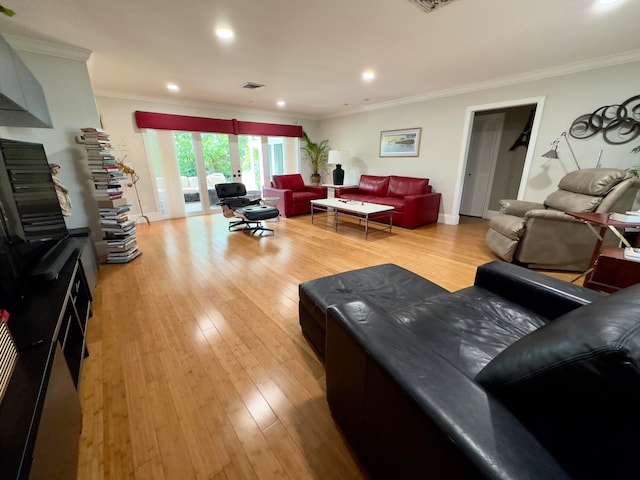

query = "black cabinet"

[0,238,91,480]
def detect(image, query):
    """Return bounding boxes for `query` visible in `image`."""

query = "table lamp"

[328,150,350,185]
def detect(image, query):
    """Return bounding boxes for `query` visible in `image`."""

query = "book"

[624,247,640,263]
[610,212,640,223]
[97,197,128,208]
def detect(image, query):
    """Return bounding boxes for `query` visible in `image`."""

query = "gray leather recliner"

[486,168,640,271]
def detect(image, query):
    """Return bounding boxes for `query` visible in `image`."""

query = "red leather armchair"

[335,175,441,228]
[262,174,328,217]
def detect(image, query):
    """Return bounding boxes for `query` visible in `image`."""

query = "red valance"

[134,111,302,138]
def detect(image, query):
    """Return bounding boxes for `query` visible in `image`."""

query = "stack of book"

[81,127,141,264]
[610,211,640,223]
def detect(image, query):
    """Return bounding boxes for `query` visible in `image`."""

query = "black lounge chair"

[215,182,279,235]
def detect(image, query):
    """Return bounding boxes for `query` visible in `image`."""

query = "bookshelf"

[80,128,141,264]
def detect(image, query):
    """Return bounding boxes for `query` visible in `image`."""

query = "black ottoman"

[232,205,279,235]
[299,263,449,360]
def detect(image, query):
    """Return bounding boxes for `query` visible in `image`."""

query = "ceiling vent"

[409,0,456,12]
[242,82,265,90]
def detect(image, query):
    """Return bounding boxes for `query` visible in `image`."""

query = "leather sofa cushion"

[300,263,449,327]
[475,284,640,478]
[387,287,548,377]
[544,190,602,212]
[476,283,640,390]
[272,174,305,191]
[558,168,627,196]
[387,176,429,198]
[358,175,389,196]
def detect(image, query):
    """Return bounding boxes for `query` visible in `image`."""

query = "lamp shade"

[328,150,350,165]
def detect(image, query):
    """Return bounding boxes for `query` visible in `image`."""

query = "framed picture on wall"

[379,128,422,157]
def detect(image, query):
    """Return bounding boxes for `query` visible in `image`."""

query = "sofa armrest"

[499,199,544,216]
[326,300,571,480]
[403,192,441,226]
[474,261,603,320]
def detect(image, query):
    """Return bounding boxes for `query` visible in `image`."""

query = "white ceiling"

[0,0,638,119]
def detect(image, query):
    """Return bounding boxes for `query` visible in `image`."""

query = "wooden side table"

[587,246,640,293]
[566,212,640,288]
[322,184,357,199]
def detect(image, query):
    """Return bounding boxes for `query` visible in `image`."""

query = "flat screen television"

[0,138,69,308]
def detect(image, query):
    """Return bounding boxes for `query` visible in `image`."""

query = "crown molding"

[323,49,640,120]
[3,34,92,61]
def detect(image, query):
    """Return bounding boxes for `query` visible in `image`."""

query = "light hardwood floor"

[77,213,574,480]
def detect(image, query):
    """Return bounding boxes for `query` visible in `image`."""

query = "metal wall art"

[569,94,640,145]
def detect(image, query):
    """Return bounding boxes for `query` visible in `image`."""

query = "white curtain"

[141,129,186,219]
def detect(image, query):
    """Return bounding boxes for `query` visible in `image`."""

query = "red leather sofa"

[335,174,441,228]
[262,174,328,217]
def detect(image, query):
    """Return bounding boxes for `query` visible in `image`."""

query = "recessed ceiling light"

[277,101,286,107]
[599,0,619,4]
[216,28,235,40]
[362,71,376,81]
[167,84,179,92]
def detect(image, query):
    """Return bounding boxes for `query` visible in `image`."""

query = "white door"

[460,113,505,217]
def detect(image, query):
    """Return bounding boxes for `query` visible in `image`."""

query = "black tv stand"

[0,236,91,479]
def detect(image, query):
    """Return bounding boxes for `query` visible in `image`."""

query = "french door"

[145,129,293,219]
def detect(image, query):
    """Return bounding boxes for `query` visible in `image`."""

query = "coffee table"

[310,198,394,239]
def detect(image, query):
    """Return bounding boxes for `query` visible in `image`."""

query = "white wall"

[13,41,637,230]
[95,95,320,219]
[0,41,101,234]
[319,61,640,223]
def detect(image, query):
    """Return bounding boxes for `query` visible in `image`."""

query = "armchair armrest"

[262,186,292,200]
[474,261,603,320]
[523,209,583,222]
[304,185,328,196]
[262,186,292,213]
[499,199,544,216]
[326,300,572,480]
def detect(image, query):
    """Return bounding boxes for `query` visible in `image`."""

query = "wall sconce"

[541,131,581,170]
[327,150,350,185]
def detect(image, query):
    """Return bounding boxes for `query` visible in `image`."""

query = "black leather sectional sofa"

[299,261,640,479]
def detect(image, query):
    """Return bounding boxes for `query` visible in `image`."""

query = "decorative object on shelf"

[49,163,72,216]
[0,312,17,403]
[327,150,350,186]
[301,131,329,185]
[116,156,150,226]
[408,0,457,13]
[569,94,640,145]
[380,128,422,157]
[541,131,581,170]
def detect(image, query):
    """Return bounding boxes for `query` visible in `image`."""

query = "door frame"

[452,96,546,225]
